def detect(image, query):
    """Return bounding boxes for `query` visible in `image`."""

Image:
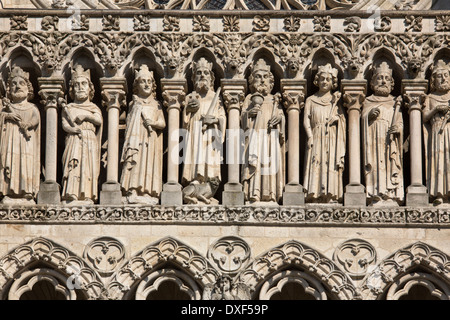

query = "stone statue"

[241,58,286,204]
[202,275,251,300]
[423,59,450,205]
[303,64,346,203]
[181,57,226,204]
[0,66,40,204]
[120,65,166,205]
[361,62,404,206]
[61,64,103,205]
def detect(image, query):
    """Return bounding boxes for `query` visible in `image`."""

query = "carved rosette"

[83,237,126,277]
[207,236,251,275]
[333,239,377,279]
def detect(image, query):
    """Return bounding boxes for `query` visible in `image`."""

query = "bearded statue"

[0,66,40,204]
[241,58,286,204]
[361,61,404,206]
[423,59,450,205]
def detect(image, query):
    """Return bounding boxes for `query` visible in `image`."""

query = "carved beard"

[195,79,211,93]
[374,85,392,97]
[255,84,271,96]
[436,81,450,92]
[10,89,28,102]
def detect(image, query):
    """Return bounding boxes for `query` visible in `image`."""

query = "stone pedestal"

[281,79,306,205]
[100,78,127,205]
[403,80,429,206]
[342,80,367,206]
[221,79,246,205]
[160,79,187,205]
[37,77,64,205]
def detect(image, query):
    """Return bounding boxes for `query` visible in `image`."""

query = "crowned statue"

[241,58,286,204]
[120,65,166,204]
[181,57,226,204]
[423,59,450,205]
[61,64,103,205]
[303,63,346,203]
[0,66,40,204]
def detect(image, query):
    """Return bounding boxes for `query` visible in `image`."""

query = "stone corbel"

[341,80,367,206]
[280,79,306,205]
[160,79,187,206]
[402,79,428,206]
[37,77,64,205]
[221,79,246,206]
[100,77,127,205]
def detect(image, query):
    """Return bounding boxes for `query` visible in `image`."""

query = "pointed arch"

[236,240,357,300]
[0,237,105,300]
[107,236,220,300]
[359,242,450,300]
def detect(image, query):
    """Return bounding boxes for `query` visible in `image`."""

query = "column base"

[100,181,123,205]
[222,182,244,206]
[406,184,428,206]
[161,182,183,205]
[282,183,305,205]
[37,180,61,205]
[344,184,366,206]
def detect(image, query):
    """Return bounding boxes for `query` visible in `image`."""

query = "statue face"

[251,70,273,95]
[372,72,393,96]
[72,76,91,102]
[136,76,153,98]
[194,66,212,93]
[433,69,450,92]
[317,72,333,93]
[9,76,29,103]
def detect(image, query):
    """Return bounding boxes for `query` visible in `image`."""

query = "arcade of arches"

[0,0,449,300]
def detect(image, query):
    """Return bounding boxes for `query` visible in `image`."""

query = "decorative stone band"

[0,205,448,226]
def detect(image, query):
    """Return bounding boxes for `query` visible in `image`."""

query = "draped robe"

[361,95,404,203]
[423,93,450,200]
[241,94,286,203]
[120,96,165,198]
[61,102,102,202]
[303,94,346,202]
[181,89,226,186]
[0,102,40,200]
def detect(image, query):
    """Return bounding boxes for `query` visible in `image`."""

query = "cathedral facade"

[0,0,449,300]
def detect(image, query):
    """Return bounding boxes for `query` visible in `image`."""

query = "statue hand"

[369,107,380,120]
[202,115,218,126]
[268,115,281,128]
[248,106,260,117]
[388,124,401,135]
[436,104,449,113]
[187,98,200,113]
[144,119,153,132]
[307,136,313,149]
[327,115,339,126]
[5,113,21,122]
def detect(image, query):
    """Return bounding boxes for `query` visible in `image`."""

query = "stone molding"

[0,205,448,227]
[0,237,448,300]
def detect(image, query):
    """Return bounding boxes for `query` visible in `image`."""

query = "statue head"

[249,59,274,96]
[69,64,95,103]
[430,60,450,93]
[7,66,34,103]
[133,64,156,98]
[370,62,394,97]
[192,57,215,94]
[314,63,338,93]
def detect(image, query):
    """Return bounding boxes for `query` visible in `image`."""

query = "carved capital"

[100,78,127,111]
[280,79,307,112]
[341,80,367,113]
[221,79,247,113]
[402,79,428,113]
[161,79,187,111]
[38,77,65,110]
